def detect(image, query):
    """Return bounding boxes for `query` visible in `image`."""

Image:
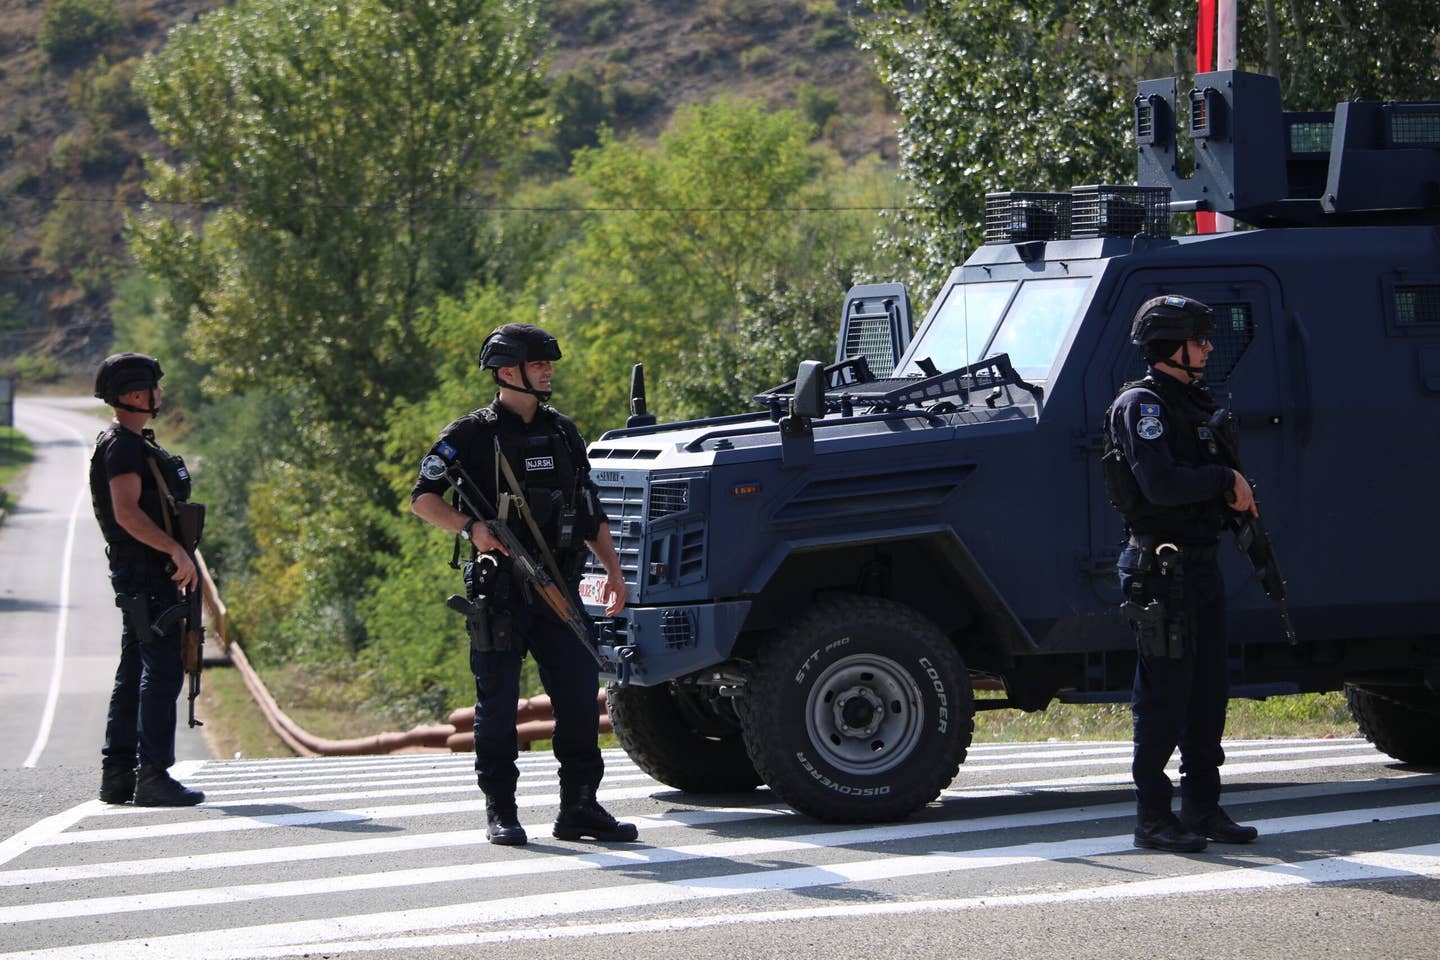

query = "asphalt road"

[0,738,1435,960]
[0,396,212,772]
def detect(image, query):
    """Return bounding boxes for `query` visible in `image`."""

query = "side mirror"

[790,360,826,422]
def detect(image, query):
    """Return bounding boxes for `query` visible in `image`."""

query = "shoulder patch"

[1139,403,1161,417]
[1136,416,1165,440]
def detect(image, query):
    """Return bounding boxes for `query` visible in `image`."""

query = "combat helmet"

[1130,294,1214,375]
[94,353,164,415]
[479,323,562,401]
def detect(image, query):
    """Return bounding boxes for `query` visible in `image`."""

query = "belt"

[1127,536,1219,564]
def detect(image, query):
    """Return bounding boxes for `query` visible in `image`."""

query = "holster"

[115,592,157,646]
[449,557,523,655]
[1120,537,1187,659]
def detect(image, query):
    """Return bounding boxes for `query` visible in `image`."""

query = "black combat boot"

[1180,805,1259,844]
[553,784,639,842]
[133,765,205,807]
[1134,807,1207,852]
[99,761,136,805]
[485,797,528,846]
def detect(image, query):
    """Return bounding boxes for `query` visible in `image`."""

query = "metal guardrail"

[197,552,601,757]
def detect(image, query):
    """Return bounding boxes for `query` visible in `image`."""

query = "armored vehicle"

[578,70,1440,823]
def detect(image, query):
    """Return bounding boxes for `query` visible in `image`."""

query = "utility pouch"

[115,592,155,646]
[453,557,523,655]
[557,499,576,550]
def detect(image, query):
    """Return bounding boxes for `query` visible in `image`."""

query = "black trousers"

[104,560,184,770]
[1118,545,1229,812]
[470,604,603,801]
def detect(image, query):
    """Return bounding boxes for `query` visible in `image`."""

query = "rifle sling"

[145,456,177,541]
[496,450,573,591]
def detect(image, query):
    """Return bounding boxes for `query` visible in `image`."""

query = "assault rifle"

[1208,409,1297,644]
[420,443,602,666]
[152,501,207,726]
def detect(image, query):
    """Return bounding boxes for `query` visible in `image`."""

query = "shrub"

[796,82,839,134]
[70,57,145,126]
[38,0,122,62]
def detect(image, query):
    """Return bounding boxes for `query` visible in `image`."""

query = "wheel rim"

[803,653,925,776]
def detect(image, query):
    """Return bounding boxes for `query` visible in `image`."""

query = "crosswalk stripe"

[6,802,1438,960]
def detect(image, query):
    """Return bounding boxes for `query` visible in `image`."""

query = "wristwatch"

[458,518,478,542]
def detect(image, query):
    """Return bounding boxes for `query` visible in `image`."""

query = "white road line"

[31,749,1403,847]
[4,787,1437,926]
[241,842,1440,957]
[18,412,91,769]
[4,772,1432,888]
[0,805,795,887]
[32,783,677,846]
[6,807,1439,959]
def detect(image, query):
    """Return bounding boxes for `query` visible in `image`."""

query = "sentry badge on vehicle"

[1136,416,1164,440]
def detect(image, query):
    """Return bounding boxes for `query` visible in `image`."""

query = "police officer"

[90,353,204,806]
[1104,295,1259,853]
[411,323,634,846]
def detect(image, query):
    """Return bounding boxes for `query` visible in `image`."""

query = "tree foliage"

[549,98,886,432]
[860,0,1439,302]
[132,0,548,430]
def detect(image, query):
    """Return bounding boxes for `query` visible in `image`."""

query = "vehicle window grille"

[843,314,899,378]
[1395,285,1440,326]
[1206,303,1254,385]
[1386,105,1440,148]
[1287,120,1333,154]
[648,481,689,520]
[660,609,696,650]
[589,448,660,460]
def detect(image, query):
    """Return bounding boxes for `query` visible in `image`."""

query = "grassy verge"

[0,426,35,514]
[201,661,1359,764]
[973,691,1358,743]
[199,660,422,761]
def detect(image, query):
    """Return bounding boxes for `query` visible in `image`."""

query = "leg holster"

[115,593,156,646]
[1120,539,1187,659]
[448,557,524,655]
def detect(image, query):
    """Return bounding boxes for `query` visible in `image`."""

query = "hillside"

[0,0,896,376]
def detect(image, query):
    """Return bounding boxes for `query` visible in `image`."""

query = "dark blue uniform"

[1107,369,1234,814]
[411,399,608,802]
[89,426,185,773]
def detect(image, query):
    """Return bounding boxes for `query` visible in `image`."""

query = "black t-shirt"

[89,425,169,560]
[410,399,608,557]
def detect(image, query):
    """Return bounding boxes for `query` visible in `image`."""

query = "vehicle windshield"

[900,275,1092,381]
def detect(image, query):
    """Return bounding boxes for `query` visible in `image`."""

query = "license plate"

[578,573,608,605]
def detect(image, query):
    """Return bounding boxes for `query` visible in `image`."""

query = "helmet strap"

[1156,344,1206,380]
[113,388,160,416]
[492,367,552,403]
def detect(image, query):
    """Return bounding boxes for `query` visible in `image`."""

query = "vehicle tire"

[737,594,972,823]
[606,681,762,793]
[1344,684,1440,766]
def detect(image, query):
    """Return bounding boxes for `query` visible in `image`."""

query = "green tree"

[128,0,549,661]
[132,0,547,430]
[39,0,121,62]
[860,0,1439,302]
[551,97,855,431]
[859,0,1166,301]
[1245,1,1439,105]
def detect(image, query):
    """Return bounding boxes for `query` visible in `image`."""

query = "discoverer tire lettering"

[738,594,972,822]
